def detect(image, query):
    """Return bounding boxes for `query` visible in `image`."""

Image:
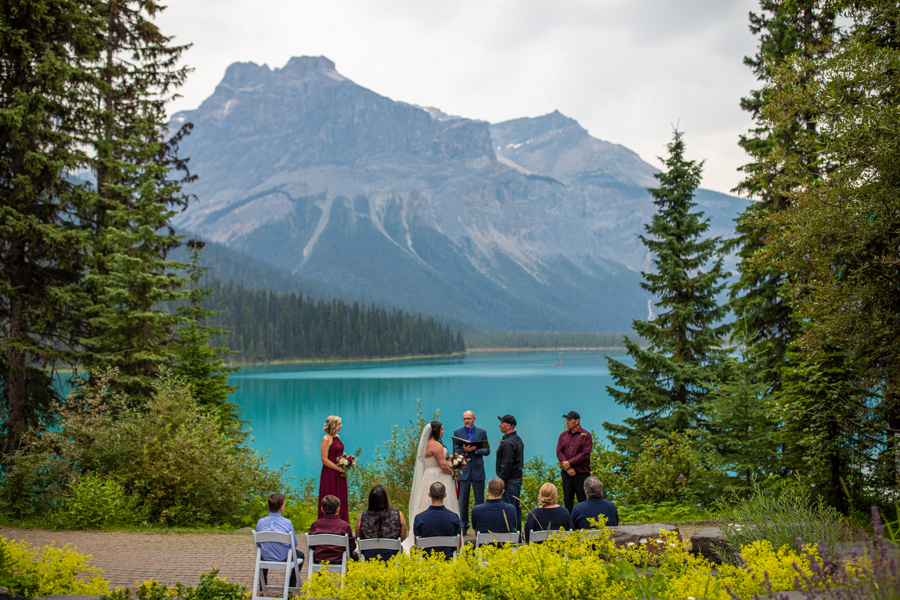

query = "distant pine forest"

[202,279,466,362]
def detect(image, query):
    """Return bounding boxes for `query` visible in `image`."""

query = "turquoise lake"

[230,350,635,483]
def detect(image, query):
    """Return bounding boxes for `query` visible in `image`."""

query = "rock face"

[611,523,682,547]
[171,56,744,331]
[690,526,730,562]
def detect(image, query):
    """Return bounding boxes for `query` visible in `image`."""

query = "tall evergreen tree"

[730,0,836,390]
[0,0,101,454]
[756,0,900,502]
[77,0,194,397]
[604,130,729,454]
[699,319,778,492]
[170,240,238,421]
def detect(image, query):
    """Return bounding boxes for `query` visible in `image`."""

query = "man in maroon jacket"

[556,411,593,513]
[308,495,358,563]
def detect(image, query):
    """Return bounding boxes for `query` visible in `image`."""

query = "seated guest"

[308,494,358,563]
[524,483,574,543]
[571,477,619,529]
[413,482,462,559]
[355,484,407,560]
[255,493,305,589]
[471,477,518,543]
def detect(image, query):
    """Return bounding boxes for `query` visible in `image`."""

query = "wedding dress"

[402,423,459,550]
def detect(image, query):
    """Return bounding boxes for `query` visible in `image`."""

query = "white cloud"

[158,0,762,194]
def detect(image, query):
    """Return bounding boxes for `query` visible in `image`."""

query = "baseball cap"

[562,411,581,420]
[497,414,517,426]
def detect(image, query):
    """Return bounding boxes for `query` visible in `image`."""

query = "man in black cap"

[496,414,524,531]
[556,411,593,513]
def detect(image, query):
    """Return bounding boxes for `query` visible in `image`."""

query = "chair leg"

[252,565,262,600]
[282,562,290,600]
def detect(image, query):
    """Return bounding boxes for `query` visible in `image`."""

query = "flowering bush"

[303,526,832,600]
[0,536,110,598]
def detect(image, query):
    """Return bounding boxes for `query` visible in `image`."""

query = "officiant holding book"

[452,410,490,535]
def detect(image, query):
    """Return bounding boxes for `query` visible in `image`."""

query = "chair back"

[306,533,351,550]
[475,531,519,547]
[578,529,607,540]
[357,537,402,561]
[415,534,461,549]
[529,529,551,543]
[252,530,294,547]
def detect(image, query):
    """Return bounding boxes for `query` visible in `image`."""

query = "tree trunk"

[5,249,28,456]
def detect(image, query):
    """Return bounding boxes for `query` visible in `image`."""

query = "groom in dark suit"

[453,410,490,535]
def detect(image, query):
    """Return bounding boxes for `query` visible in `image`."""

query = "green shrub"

[0,369,287,527]
[713,477,843,554]
[63,473,145,529]
[101,571,245,600]
[0,536,109,598]
[233,493,319,533]
[619,501,710,524]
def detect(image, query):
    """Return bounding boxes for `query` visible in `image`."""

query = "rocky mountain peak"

[279,56,345,80]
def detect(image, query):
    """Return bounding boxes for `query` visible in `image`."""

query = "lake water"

[231,350,635,483]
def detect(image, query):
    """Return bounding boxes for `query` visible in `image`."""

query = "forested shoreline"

[200,279,465,362]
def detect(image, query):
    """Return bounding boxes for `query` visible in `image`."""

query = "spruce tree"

[170,240,238,422]
[0,0,101,454]
[730,0,835,391]
[699,319,777,492]
[77,0,194,397]
[604,130,729,454]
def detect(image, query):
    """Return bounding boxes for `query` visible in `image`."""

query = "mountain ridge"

[170,56,744,332]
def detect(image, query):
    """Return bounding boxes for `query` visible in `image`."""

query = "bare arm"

[355,513,362,538]
[428,440,453,475]
[399,512,408,540]
[320,435,344,473]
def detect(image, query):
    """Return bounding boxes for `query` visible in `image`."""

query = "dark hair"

[366,485,392,535]
[268,493,286,512]
[429,481,446,499]
[322,494,341,515]
[430,421,443,441]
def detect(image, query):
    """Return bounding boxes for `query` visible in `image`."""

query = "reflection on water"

[232,350,635,483]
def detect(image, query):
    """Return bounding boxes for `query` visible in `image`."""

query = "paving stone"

[0,526,296,592]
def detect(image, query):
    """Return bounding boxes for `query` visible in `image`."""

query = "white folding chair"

[415,534,462,560]
[306,533,350,578]
[529,529,573,544]
[357,537,402,561]
[474,531,520,548]
[251,530,303,600]
[578,529,607,540]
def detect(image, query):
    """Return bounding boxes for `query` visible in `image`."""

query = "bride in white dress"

[402,421,459,550]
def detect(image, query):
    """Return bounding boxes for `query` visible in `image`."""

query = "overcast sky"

[158,0,762,196]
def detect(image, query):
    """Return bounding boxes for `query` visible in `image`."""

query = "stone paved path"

[0,526,285,592]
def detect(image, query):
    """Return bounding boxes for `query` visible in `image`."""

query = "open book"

[451,436,490,450]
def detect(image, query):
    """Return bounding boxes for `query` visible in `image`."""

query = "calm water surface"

[231,350,635,483]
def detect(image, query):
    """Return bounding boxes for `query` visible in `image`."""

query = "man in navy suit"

[453,410,490,535]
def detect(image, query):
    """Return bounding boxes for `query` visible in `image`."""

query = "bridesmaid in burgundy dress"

[318,415,349,522]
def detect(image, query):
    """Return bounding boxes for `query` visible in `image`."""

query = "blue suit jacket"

[452,426,490,482]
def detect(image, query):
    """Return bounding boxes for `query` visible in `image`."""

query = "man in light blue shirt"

[256,493,304,588]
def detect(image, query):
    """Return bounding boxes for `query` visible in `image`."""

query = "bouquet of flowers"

[337,453,355,478]
[447,452,468,480]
